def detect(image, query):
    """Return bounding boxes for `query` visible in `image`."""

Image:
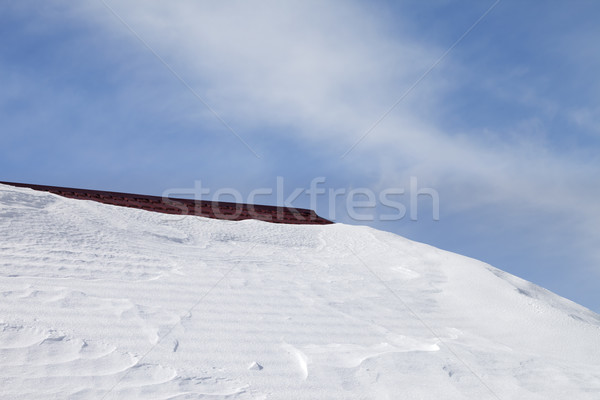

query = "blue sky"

[1,1,599,311]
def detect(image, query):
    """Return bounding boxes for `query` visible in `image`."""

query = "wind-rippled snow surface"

[0,183,599,399]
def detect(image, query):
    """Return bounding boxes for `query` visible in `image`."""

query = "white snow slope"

[0,184,599,400]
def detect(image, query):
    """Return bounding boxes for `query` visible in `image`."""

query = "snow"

[0,183,599,399]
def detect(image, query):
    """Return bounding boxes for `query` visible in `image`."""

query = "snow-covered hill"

[0,183,599,399]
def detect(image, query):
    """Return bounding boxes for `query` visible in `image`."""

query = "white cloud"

[82,0,440,140]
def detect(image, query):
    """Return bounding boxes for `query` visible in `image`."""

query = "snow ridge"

[0,183,599,399]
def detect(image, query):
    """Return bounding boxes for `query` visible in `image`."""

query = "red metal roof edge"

[0,181,333,225]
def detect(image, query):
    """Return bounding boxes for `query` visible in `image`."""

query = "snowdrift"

[0,183,599,399]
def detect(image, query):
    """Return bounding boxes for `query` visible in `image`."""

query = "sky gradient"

[1,1,599,311]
